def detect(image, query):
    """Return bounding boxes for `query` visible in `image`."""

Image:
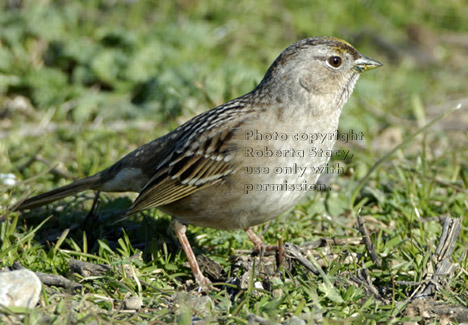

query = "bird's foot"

[244,228,281,254]
[195,274,212,292]
[172,220,214,290]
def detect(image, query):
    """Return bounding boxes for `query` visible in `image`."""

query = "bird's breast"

[162,109,343,230]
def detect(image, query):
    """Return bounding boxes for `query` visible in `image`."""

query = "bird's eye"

[327,56,342,68]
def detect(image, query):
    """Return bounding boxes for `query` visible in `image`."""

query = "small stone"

[124,296,143,310]
[0,269,42,309]
[254,281,264,290]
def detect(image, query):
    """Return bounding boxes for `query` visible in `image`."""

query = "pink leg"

[245,228,280,252]
[245,228,264,251]
[173,220,211,287]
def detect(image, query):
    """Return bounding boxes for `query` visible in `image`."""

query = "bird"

[14,37,382,287]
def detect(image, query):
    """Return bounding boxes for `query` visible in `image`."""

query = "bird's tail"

[14,174,102,211]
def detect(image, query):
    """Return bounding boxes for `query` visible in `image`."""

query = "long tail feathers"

[14,174,102,211]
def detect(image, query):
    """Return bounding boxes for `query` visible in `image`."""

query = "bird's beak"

[353,54,383,73]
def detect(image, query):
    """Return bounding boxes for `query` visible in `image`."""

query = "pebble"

[124,296,143,310]
[0,269,42,309]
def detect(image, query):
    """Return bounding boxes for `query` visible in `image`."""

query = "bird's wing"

[126,112,246,215]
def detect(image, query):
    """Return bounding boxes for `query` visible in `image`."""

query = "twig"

[394,217,463,318]
[301,237,363,250]
[433,177,468,195]
[283,243,320,275]
[356,214,382,267]
[348,266,390,304]
[234,237,363,256]
[12,261,82,290]
[81,191,101,228]
[277,237,284,267]
[69,259,112,277]
[35,271,82,290]
[413,217,461,298]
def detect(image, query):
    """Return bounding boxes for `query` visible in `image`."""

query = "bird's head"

[255,36,382,115]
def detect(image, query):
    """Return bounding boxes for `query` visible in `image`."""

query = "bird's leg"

[244,228,264,252]
[245,228,285,269]
[172,220,211,287]
[244,228,279,253]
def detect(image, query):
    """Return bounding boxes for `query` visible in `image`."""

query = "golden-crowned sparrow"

[15,37,382,286]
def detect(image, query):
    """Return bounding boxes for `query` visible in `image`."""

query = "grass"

[1,0,468,323]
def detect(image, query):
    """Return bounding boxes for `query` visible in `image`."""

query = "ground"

[1,0,468,323]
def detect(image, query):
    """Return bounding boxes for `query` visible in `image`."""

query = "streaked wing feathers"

[126,125,237,215]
